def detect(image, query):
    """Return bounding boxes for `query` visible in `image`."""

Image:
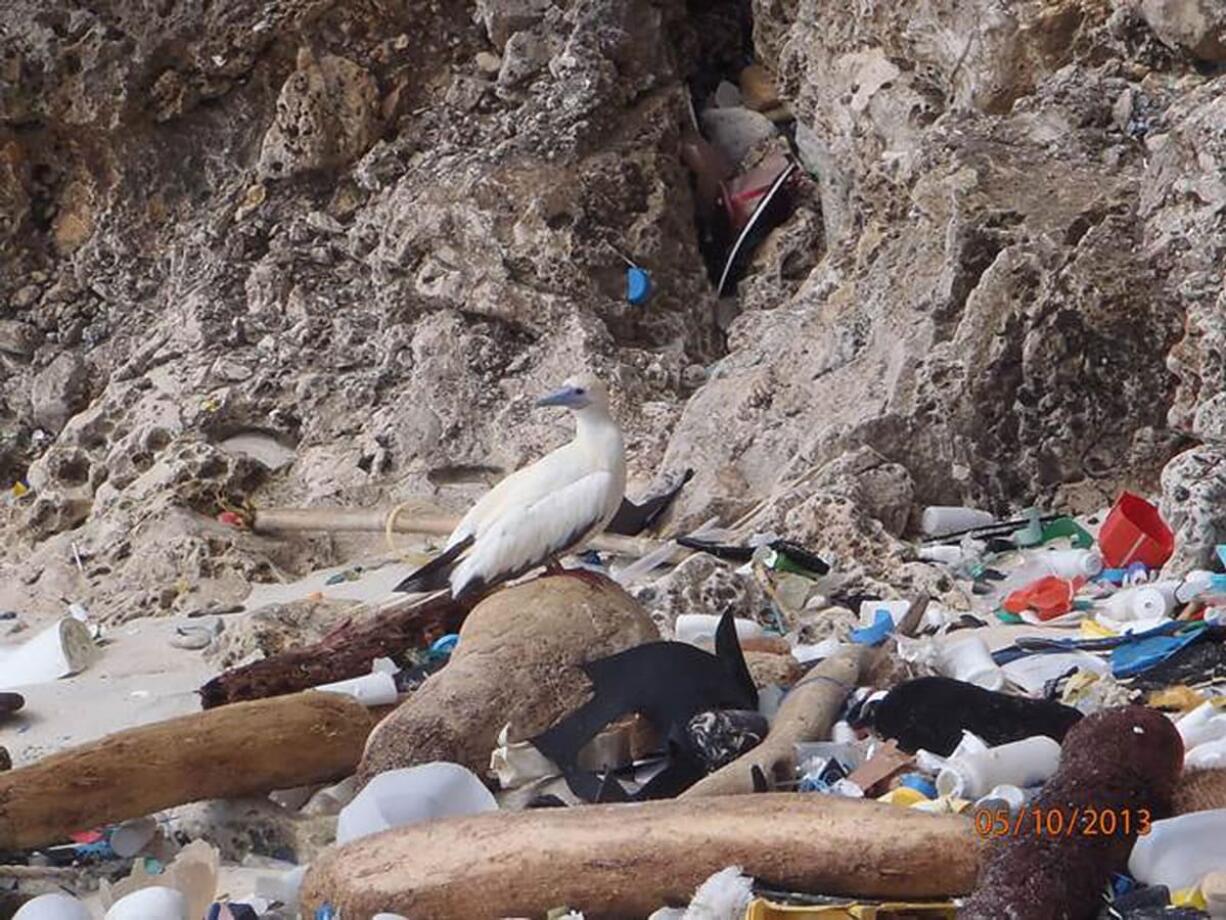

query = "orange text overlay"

[974,807,1152,838]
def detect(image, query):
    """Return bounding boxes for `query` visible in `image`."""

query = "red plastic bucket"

[1098,492,1175,569]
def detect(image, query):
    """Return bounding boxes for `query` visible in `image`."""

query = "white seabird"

[393,373,627,600]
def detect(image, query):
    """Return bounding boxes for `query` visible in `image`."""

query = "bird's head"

[535,374,609,413]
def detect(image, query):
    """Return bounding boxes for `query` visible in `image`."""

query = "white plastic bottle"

[936,735,1062,800]
[1129,809,1226,892]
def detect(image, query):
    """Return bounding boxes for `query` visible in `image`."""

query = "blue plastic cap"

[626,266,652,305]
[430,633,460,655]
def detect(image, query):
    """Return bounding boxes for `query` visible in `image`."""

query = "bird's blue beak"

[535,386,582,408]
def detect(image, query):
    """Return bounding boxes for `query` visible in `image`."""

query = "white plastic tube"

[936,636,1005,691]
[1128,809,1226,892]
[104,886,188,920]
[1045,549,1104,579]
[313,670,399,707]
[936,735,1062,800]
[921,507,996,537]
[336,762,497,845]
[14,894,92,920]
[0,617,96,691]
[673,614,764,646]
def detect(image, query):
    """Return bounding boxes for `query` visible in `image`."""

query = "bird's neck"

[574,408,623,464]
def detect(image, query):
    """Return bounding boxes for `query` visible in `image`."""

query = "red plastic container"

[1098,492,1175,569]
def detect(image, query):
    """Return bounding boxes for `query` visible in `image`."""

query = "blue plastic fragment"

[1217,544,1226,568]
[315,904,337,920]
[1110,624,1209,678]
[850,609,894,646]
[898,773,938,799]
[1110,873,1138,899]
[626,266,652,305]
[430,633,459,655]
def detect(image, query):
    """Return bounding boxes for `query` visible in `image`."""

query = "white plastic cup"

[937,636,1005,691]
[14,893,92,920]
[1129,809,1226,892]
[936,735,1062,800]
[921,507,996,537]
[313,671,398,707]
[104,886,188,920]
[1045,549,1103,579]
[109,815,158,858]
[673,614,764,646]
[337,762,498,844]
[0,617,96,691]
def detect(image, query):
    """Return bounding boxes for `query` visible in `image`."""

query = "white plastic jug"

[1129,809,1226,892]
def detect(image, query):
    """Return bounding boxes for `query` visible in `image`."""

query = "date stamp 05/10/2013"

[974,807,1153,839]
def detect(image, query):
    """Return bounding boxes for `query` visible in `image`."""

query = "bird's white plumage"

[435,374,626,598]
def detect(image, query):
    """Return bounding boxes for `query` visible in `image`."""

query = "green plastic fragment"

[996,609,1023,624]
[1041,516,1094,549]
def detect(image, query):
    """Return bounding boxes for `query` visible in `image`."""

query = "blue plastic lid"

[430,633,460,655]
[627,266,652,305]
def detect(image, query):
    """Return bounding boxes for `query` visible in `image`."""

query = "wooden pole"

[0,692,378,851]
[249,507,681,560]
[301,794,986,919]
[682,647,865,797]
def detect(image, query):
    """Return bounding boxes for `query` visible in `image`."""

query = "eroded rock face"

[0,0,1222,623]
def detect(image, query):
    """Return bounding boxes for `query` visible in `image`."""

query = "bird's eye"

[575,388,586,395]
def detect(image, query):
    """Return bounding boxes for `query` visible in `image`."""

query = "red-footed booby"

[393,374,627,600]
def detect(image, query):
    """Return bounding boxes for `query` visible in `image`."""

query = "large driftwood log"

[301,794,986,919]
[682,646,865,797]
[357,573,658,785]
[0,692,376,850]
[200,591,472,708]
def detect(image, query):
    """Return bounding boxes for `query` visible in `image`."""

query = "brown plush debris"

[960,705,1184,920]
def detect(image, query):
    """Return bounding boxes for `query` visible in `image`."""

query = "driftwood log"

[200,591,473,708]
[301,794,986,919]
[0,692,377,850]
[357,573,658,785]
[682,646,865,797]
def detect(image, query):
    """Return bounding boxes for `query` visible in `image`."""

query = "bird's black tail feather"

[392,535,474,593]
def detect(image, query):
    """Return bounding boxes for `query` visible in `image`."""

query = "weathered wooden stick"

[199,591,473,709]
[250,507,680,560]
[0,692,377,851]
[301,794,986,919]
[682,647,866,797]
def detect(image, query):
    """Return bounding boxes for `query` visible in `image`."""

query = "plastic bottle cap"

[626,267,652,305]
